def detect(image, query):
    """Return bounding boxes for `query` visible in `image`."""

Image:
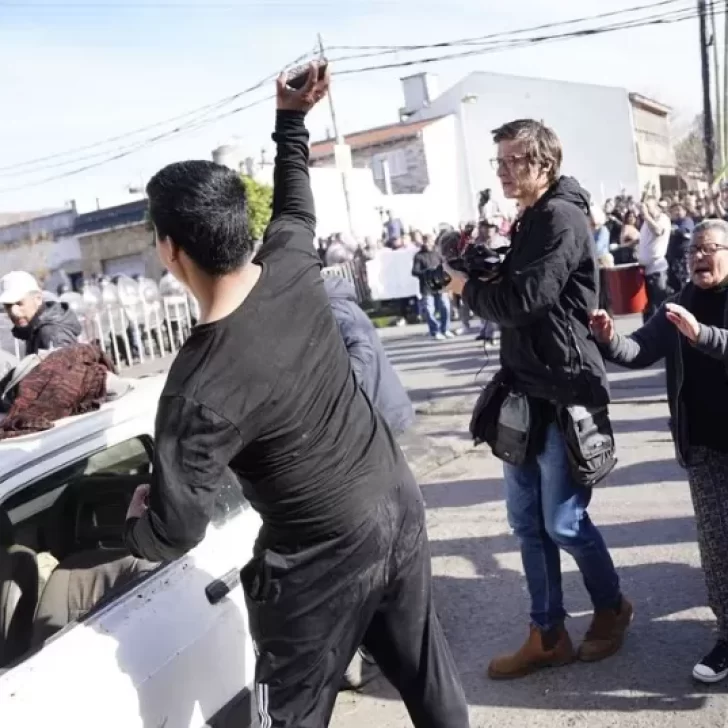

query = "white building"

[310,71,677,228]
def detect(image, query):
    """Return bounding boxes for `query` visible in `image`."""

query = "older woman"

[590,219,728,684]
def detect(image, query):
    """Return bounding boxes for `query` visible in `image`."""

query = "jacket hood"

[543,175,591,214]
[323,275,358,302]
[13,301,82,340]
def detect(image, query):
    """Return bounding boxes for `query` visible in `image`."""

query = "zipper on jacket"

[566,320,584,379]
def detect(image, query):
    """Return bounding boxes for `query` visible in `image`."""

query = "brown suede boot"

[487,624,576,680]
[578,597,633,662]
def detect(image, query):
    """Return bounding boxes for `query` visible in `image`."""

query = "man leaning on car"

[445,118,632,680]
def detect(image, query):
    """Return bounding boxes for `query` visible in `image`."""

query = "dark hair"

[146,161,253,275]
[492,119,562,183]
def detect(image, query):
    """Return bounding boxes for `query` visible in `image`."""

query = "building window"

[371,150,408,180]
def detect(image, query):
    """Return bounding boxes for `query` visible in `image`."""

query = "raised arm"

[270,111,315,229]
[267,62,330,234]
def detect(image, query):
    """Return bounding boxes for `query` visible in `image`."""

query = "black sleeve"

[463,208,581,328]
[411,253,426,278]
[268,110,315,233]
[332,302,377,395]
[600,304,671,369]
[125,395,244,562]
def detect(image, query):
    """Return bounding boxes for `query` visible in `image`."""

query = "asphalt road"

[125,317,726,728]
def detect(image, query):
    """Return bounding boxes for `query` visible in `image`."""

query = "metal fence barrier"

[2,263,371,370]
[321,258,371,304]
[1,274,199,371]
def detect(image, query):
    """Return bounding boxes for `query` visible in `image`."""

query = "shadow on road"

[359,525,722,715]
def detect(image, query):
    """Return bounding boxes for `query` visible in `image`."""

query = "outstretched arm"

[270,111,315,230]
[266,62,330,237]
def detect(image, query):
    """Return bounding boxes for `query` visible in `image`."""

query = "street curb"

[402,434,478,480]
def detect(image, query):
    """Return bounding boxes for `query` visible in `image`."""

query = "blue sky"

[0,0,711,213]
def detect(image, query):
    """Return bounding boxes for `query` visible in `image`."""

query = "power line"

[0,94,274,194]
[0,46,317,175]
[334,1,721,76]
[1,0,717,192]
[0,1,692,177]
[326,0,687,53]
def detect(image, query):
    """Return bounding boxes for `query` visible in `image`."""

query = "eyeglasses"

[490,155,530,171]
[687,242,728,257]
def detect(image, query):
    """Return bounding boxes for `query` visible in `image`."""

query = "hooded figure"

[0,271,82,356]
[323,275,414,436]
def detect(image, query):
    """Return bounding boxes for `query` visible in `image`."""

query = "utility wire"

[0,45,317,175]
[0,1,694,176]
[326,0,687,52]
[0,0,716,191]
[334,2,721,75]
[0,95,274,194]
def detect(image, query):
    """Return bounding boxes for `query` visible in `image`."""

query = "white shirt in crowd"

[637,212,671,275]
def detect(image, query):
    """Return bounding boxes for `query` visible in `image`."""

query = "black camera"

[423,231,504,291]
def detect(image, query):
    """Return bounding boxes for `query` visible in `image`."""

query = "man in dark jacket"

[324,275,414,436]
[445,119,630,679]
[591,218,728,685]
[412,236,453,340]
[0,271,81,356]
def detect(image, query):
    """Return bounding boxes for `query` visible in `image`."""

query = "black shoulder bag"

[555,404,617,487]
[470,370,531,466]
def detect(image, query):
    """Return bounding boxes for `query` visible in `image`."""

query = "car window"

[2,437,153,522]
[84,437,152,476]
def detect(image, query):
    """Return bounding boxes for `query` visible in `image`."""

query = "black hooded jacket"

[464,176,610,407]
[13,301,82,356]
[324,276,415,435]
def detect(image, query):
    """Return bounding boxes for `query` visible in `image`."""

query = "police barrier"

[1,274,196,370]
[2,260,375,368]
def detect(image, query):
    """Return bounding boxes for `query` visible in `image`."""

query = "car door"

[0,430,261,728]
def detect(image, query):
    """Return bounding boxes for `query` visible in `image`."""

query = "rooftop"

[310,116,446,159]
[628,92,672,116]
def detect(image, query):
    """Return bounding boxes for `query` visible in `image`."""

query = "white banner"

[365,247,420,301]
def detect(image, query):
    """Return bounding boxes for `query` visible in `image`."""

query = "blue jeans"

[420,293,450,336]
[503,422,621,630]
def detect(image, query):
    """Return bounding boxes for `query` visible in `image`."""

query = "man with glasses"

[591,219,728,684]
[445,119,630,679]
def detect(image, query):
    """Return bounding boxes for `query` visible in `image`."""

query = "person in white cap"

[0,270,81,356]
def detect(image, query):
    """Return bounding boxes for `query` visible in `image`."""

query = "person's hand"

[665,303,700,342]
[126,484,150,521]
[589,309,615,344]
[276,61,330,114]
[443,261,467,296]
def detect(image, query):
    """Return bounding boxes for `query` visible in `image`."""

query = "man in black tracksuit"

[445,119,631,680]
[124,64,468,727]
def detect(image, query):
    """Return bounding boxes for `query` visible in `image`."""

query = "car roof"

[0,374,166,489]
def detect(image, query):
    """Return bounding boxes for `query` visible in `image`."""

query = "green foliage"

[241,175,273,240]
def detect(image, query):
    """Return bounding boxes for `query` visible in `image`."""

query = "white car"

[0,375,261,727]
